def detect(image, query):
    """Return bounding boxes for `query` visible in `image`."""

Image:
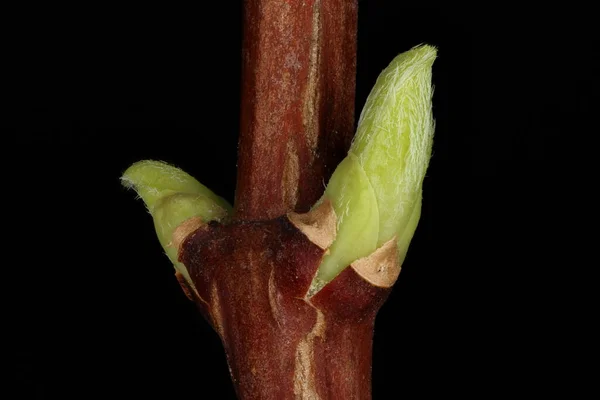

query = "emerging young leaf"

[121,160,231,285]
[312,44,437,290]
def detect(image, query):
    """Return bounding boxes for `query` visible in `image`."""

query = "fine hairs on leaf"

[121,160,231,287]
[309,44,437,293]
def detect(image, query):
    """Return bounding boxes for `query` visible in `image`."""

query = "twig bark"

[235,0,358,220]
[176,201,393,399]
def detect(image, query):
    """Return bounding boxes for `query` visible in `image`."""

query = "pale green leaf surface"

[121,160,230,284]
[311,154,380,292]
[313,44,436,289]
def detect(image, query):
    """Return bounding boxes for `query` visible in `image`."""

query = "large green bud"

[314,44,437,288]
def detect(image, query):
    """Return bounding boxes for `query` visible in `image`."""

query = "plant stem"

[178,205,390,399]
[121,2,437,399]
[235,0,358,220]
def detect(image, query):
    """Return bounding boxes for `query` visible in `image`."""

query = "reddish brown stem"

[170,1,397,398]
[178,212,391,400]
[235,0,358,220]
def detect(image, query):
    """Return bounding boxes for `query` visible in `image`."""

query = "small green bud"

[121,160,231,284]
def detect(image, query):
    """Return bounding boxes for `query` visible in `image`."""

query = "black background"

[9,2,596,399]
